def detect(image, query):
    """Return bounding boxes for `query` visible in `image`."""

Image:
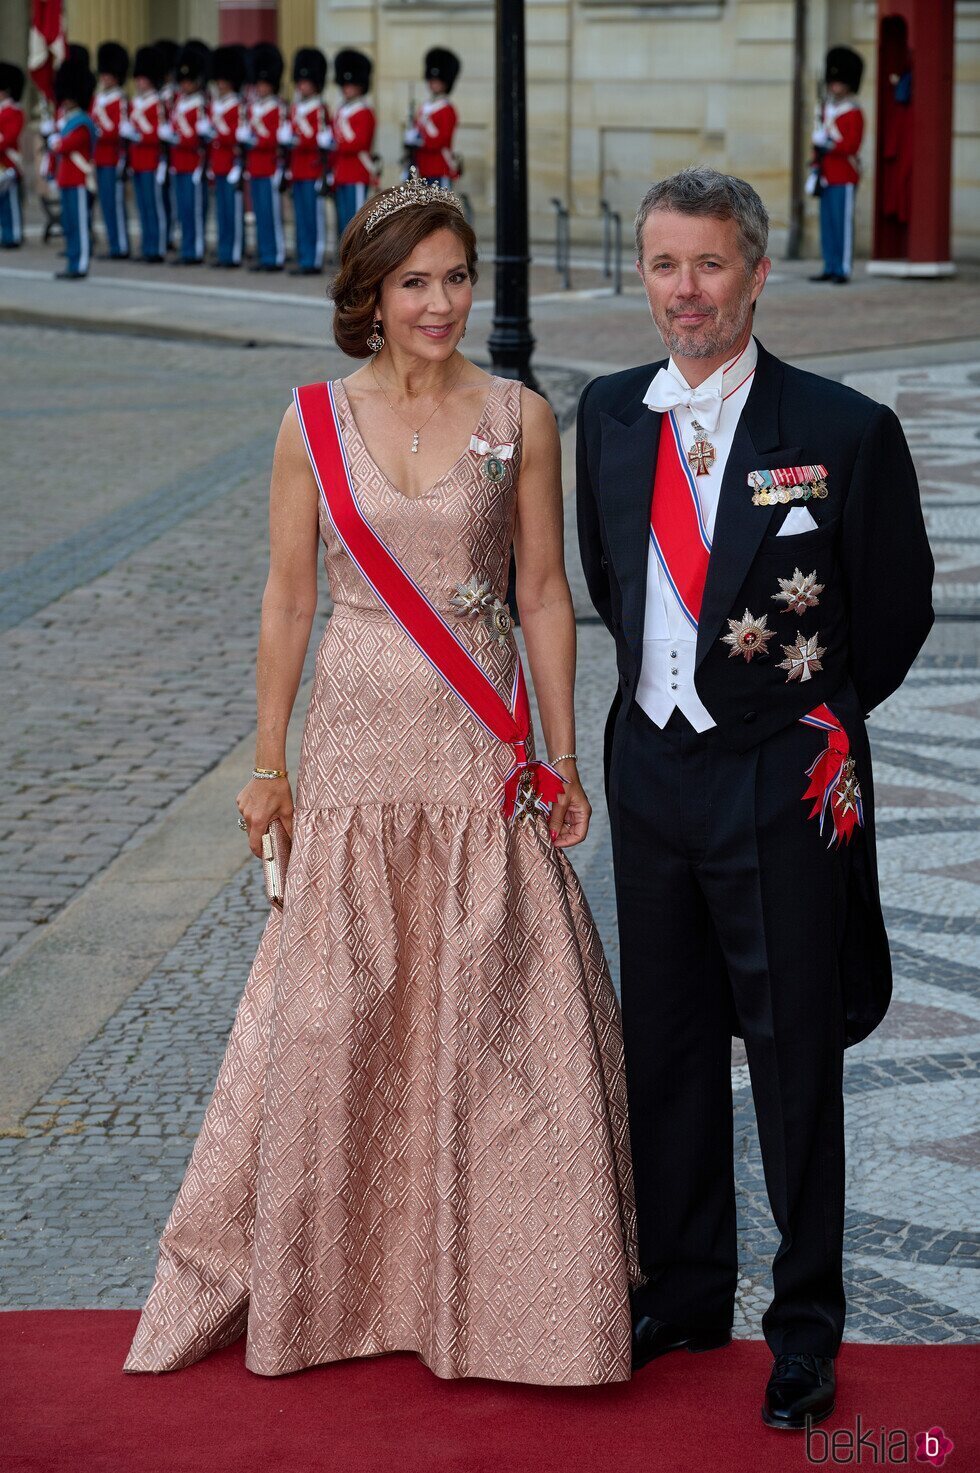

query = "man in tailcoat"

[575,167,933,1429]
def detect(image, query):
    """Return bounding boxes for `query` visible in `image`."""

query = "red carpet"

[2,1311,976,1473]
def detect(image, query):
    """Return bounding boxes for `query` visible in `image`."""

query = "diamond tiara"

[363,166,464,236]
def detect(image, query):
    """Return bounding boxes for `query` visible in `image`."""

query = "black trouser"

[608,700,848,1357]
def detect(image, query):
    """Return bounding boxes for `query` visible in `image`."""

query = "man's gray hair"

[634,167,770,269]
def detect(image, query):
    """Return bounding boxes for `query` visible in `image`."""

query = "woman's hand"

[547,760,591,848]
[235,776,294,859]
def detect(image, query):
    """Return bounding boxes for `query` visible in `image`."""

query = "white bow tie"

[643,368,724,433]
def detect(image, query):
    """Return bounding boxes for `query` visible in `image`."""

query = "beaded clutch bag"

[261,817,291,909]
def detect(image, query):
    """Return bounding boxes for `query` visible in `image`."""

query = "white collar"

[663,333,758,404]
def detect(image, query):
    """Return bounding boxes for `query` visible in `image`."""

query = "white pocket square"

[777,506,819,535]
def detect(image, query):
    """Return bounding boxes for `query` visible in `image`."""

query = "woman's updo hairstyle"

[330,188,479,358]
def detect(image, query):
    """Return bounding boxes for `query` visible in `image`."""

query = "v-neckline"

[334,374,499,502]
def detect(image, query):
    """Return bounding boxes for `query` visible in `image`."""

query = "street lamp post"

[487,0,540,391]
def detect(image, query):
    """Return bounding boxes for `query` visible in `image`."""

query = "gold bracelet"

[252,767,287,779]
[550,752,577,765]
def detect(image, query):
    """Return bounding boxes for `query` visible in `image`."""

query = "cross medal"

[687,421,717,477]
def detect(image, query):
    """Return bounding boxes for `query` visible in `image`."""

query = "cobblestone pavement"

[0,293,977,1351]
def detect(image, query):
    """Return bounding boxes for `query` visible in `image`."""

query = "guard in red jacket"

[244,43,285,271]
[93,42,130,259]
[405,49,460,186]
[331,49,376,243]
[207,45,246,268]
[810,47,864,284]
[285,47,329,274]
[165,41,211,263]
[121,45,166,262]
[0,62,25,248]
[50,58,97,278]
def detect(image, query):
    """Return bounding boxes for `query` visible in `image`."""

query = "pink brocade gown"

[122,374,642,1385]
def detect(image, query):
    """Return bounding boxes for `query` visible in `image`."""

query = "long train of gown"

[123,373,642,1384]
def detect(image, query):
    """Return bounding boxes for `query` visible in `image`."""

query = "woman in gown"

[123,173,642,1385]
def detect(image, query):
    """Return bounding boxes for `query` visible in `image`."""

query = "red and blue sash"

[651,409,862,847]
[649,410,711,631]
[292,381,565,824]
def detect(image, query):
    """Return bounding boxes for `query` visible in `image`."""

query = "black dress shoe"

[808,271,835,282]
[832,274,850,284]
[631,1314,732,1372]
[762,1352,836,1430]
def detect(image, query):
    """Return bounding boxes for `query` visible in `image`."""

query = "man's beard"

[656,281,755,360]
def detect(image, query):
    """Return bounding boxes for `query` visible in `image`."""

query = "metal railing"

[550,198,571,290]
[600,198,623,295]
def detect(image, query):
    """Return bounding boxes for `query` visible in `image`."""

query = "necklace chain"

[371,355,466,454]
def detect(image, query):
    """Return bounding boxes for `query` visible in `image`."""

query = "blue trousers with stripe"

[96,164,129,257]
[0,178,22,245]
[819,183,856,280]
[173,171,204,261]
[292,178,324,270]
[133,169,165,259]
[334,182,367,246]
[60,184,90,275]
[251,175,284,267]
[213,175,243,264]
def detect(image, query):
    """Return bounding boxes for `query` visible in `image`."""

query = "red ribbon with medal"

[292,381,565,825]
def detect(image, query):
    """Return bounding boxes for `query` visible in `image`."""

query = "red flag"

[28,0,67,102]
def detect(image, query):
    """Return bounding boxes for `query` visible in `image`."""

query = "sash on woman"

[293,380,566,825]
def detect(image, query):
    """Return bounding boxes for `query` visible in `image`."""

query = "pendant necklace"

[371,356,465,453]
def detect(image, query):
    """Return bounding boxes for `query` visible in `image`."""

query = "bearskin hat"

[249,42,284,91]
[424,48,460,93]
[0,63,25,102]
[134,45,165,90]
[176,39,211,87]
[825,46,864,94]
[153,39,180,80]
[334,48,371,92]
[96,42,129,85]
[211,44,246,91]
[293,47,327,92]
[55,57,95,111]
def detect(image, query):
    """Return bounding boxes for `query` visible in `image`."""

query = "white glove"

[277,122,293,146]
[39,117,55,138]
[159,121,177,145]
[272,165,283,188]
[197,118,214,140]
[192,164,204,184]
[811,126,831,148]
[316,127,333,150]
[404,127,422,147]
[155,159,168,185]
[118,119,140,143]
[235,123,253,145]
[227,163,242,186]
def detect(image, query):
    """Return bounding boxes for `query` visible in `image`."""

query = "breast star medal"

[450,577,514,644]
[772,568,824,617]
[721,609,775,662]
[778,631,826,682]
[687,421,717,477]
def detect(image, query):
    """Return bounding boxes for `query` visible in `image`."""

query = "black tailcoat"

[576,339,934,1047]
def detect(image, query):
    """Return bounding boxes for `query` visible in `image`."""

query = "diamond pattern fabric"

[123,374,641,1385]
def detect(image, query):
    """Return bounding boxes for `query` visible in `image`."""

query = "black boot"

[762,1353,836,1430]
